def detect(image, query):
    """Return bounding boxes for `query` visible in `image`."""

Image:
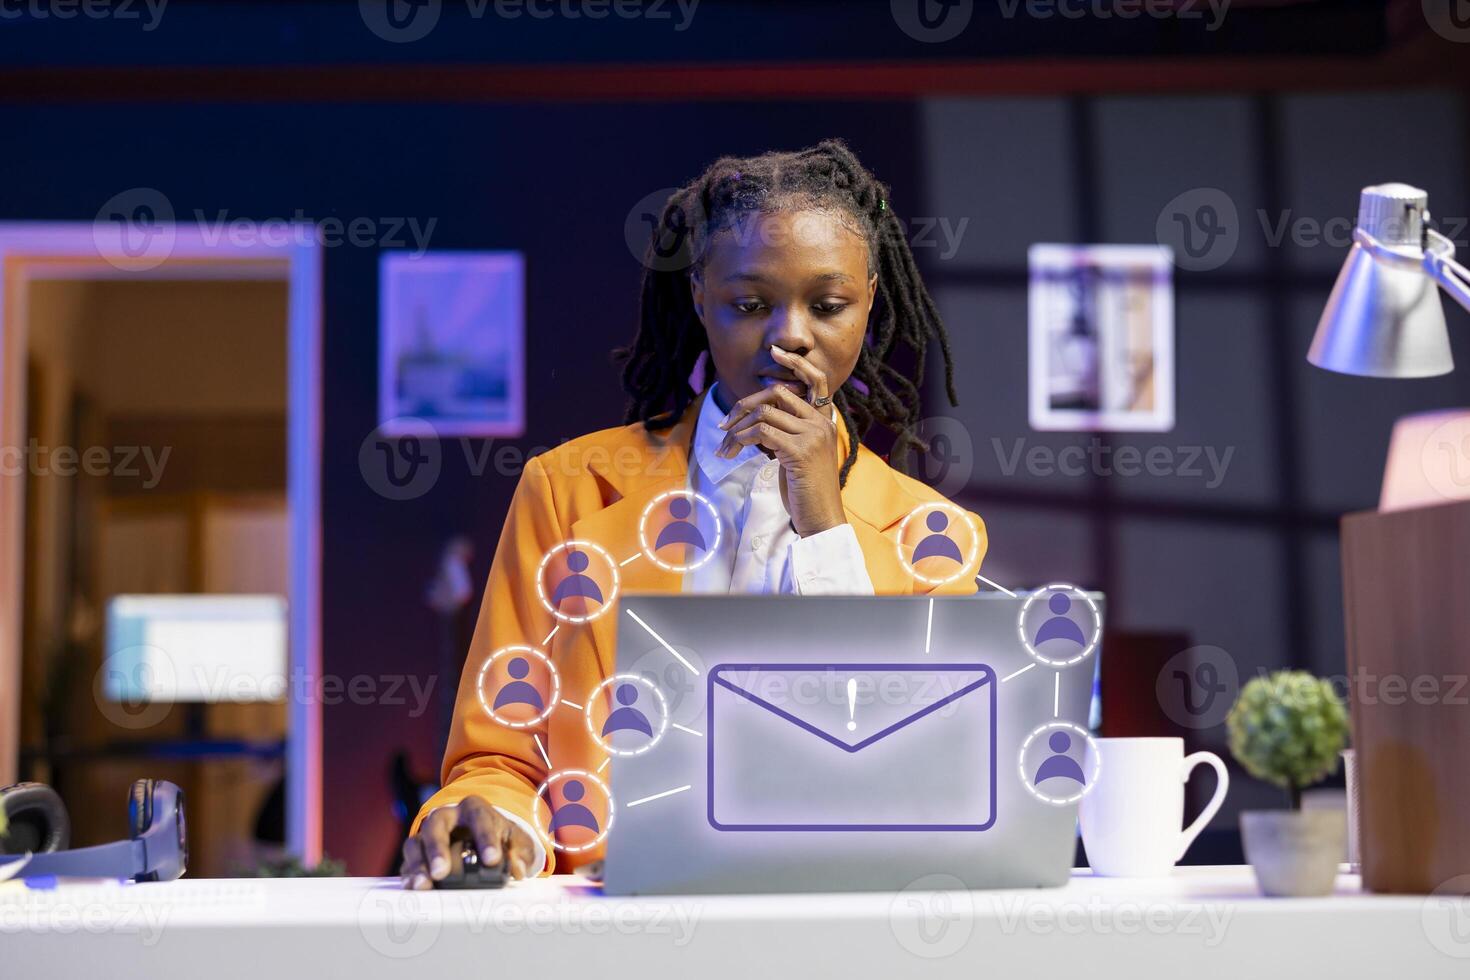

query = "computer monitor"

[104,594,288,703]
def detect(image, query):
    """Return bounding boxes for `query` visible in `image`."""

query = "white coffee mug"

[1079,737,1229,877]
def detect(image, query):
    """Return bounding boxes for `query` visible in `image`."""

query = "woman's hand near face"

[400,797,539,889]
[716,345,846,537]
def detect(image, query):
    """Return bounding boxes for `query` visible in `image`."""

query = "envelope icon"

[707,662,996,832]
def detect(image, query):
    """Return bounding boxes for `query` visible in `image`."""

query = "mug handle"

[1175,751,1230,863]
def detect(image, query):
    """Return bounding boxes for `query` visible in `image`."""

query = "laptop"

[600,592,1103,895]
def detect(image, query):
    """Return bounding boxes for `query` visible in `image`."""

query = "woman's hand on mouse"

[716,346,846,538]
[400,797,538,889]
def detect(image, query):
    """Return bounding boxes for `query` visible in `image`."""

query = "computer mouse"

[433,826,509,889]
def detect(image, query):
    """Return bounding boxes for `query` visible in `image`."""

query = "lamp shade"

[1307,184,1454,378]
[1378,408,1470,512]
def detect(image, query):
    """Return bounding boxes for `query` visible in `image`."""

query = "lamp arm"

[1354,227,1470,316]
[1423,229,1470,316]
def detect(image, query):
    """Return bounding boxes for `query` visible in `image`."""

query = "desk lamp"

[1309,183,1470,895]
[1308,182,1470,377]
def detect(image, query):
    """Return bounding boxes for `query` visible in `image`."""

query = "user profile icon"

[1018,721,1100,806]
[476,645,560,729]
[532,769,614,854]
[584,673,670,757]
[638,489,723,573]
[895,502,981,587]
[536,540,621,624]
[1017,583,1101,668]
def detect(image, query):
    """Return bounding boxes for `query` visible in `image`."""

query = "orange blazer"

[413,388,988,871]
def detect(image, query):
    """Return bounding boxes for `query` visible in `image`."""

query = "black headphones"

[0,779,188,882]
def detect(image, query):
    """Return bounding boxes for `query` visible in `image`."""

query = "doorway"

[0,224,322,867]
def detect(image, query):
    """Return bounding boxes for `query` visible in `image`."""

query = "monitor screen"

[104,595,288,704]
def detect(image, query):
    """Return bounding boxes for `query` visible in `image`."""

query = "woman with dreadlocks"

[401,139,988,888]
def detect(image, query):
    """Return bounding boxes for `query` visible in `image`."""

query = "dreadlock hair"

[614,138,959,489]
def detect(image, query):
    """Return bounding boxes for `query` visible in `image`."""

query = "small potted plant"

[1226,670,1350,897]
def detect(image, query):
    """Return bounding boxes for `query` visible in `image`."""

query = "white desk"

[4,867,1466,978]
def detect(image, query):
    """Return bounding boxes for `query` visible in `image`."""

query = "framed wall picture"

[1027,243,1175,433]
[379,251,525,437]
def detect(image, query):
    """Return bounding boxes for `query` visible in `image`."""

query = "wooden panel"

[1340,500,1470,894]
[199,496,289,875]
[200,499,287,595]
[0,262,30,783]
[105,415,286,497]
[97,510,190,596]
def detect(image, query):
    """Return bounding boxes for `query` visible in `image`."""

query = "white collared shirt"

[682,383,875,596]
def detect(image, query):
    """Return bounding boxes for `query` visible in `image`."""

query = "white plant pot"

[1240,809,1346,897]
